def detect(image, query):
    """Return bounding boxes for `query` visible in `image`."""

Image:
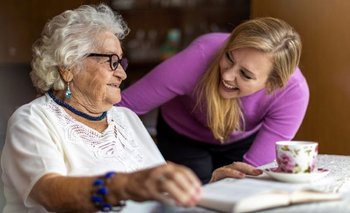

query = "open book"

[197,178,340,213]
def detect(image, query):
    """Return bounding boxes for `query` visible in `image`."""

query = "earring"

[65,82,72,99]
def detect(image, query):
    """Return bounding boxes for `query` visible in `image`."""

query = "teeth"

[222,80,236,89]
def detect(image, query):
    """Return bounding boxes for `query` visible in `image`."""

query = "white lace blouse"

[1,93,165,213]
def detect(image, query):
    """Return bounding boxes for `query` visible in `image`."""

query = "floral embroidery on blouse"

[46,99,145,172]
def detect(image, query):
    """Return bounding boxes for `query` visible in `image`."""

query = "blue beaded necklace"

[48,90,107,121]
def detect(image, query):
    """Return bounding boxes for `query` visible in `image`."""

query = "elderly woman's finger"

[164,162,202,191]
[161,178,193,206]
[159,165,201,206]
[173,163,202,190]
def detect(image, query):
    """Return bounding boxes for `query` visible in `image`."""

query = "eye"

[112,61,119,69]
[106,59,117,70]
[225,52,233,63]
[240,70,253,80]
[111,55,121,70]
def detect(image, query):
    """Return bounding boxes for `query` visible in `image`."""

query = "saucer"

[264,168,329,183]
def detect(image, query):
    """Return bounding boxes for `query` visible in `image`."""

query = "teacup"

[275,141,318,173]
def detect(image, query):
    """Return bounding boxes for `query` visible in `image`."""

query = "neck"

[48,90,107,121]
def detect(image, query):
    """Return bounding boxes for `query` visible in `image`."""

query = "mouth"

[222,80,239,91]
[107,83,120,88]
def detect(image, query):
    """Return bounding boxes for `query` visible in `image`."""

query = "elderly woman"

[1,4,260,213]
[0,4,202,212]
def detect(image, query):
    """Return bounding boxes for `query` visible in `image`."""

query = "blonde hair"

[30,4,129,93]
[196,17,302,142]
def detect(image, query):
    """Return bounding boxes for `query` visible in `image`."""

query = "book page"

[199,178,295,212]
[290,190,340,204]
[234,191,289,213]
[198,178,340,213]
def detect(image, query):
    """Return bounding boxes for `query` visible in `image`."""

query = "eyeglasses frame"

[87,53,128,71]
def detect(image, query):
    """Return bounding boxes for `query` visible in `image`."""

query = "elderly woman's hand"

[119,162,202,207]
[210,162,263,183]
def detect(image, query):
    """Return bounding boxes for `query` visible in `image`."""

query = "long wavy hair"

[195,17,302,142]
[30,4,129,93]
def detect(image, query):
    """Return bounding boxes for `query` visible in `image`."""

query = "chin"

[106,92,121,103]
[219,89,238,99]
[114,97,122,104]
[111,98,120,104]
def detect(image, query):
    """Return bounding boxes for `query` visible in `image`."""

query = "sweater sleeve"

[118,33,228,115]
[243,70,310,166]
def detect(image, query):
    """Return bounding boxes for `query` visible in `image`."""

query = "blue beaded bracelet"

[91,171,126,212]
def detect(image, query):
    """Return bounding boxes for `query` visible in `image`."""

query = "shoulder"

[189,32,230,51]
[284,68,309,95]
[266,68,309,108]
[9,95,48,123]
[192,32,230,45]
[181,32,230,66]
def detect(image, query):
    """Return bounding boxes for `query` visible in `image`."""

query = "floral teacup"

[275,141,318,173]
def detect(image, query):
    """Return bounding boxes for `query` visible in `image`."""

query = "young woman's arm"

[118,33,229,115]
[244,69,310,166]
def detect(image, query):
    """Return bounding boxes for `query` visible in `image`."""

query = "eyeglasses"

[87,53,128,71]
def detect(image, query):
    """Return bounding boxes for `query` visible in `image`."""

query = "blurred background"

[0,1,350,207]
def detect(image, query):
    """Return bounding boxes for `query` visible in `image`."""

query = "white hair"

[30,4,129,93]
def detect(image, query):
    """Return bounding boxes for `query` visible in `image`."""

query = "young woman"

[119,17,309,183]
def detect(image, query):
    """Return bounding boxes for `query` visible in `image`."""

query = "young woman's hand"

[210,162,263,183]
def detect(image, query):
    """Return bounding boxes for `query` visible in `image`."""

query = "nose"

[114,67,127,80]
[223,65,239,82]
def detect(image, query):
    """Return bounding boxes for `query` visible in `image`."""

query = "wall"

[251,0,350,155]
[0,64,37,210]
[0,0,110,64]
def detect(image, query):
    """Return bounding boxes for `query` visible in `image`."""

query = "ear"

[58,67,73,82]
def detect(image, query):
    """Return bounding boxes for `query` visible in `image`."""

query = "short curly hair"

[30,4,129,93]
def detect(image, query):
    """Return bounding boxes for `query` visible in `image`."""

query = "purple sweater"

[118,33,309,166]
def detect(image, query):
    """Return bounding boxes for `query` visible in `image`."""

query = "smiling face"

[218,47,273,99]
[68,31,127,114]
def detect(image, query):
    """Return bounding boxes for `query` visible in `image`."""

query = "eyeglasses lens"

[111,55,128,70]
[120,58,128,70]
